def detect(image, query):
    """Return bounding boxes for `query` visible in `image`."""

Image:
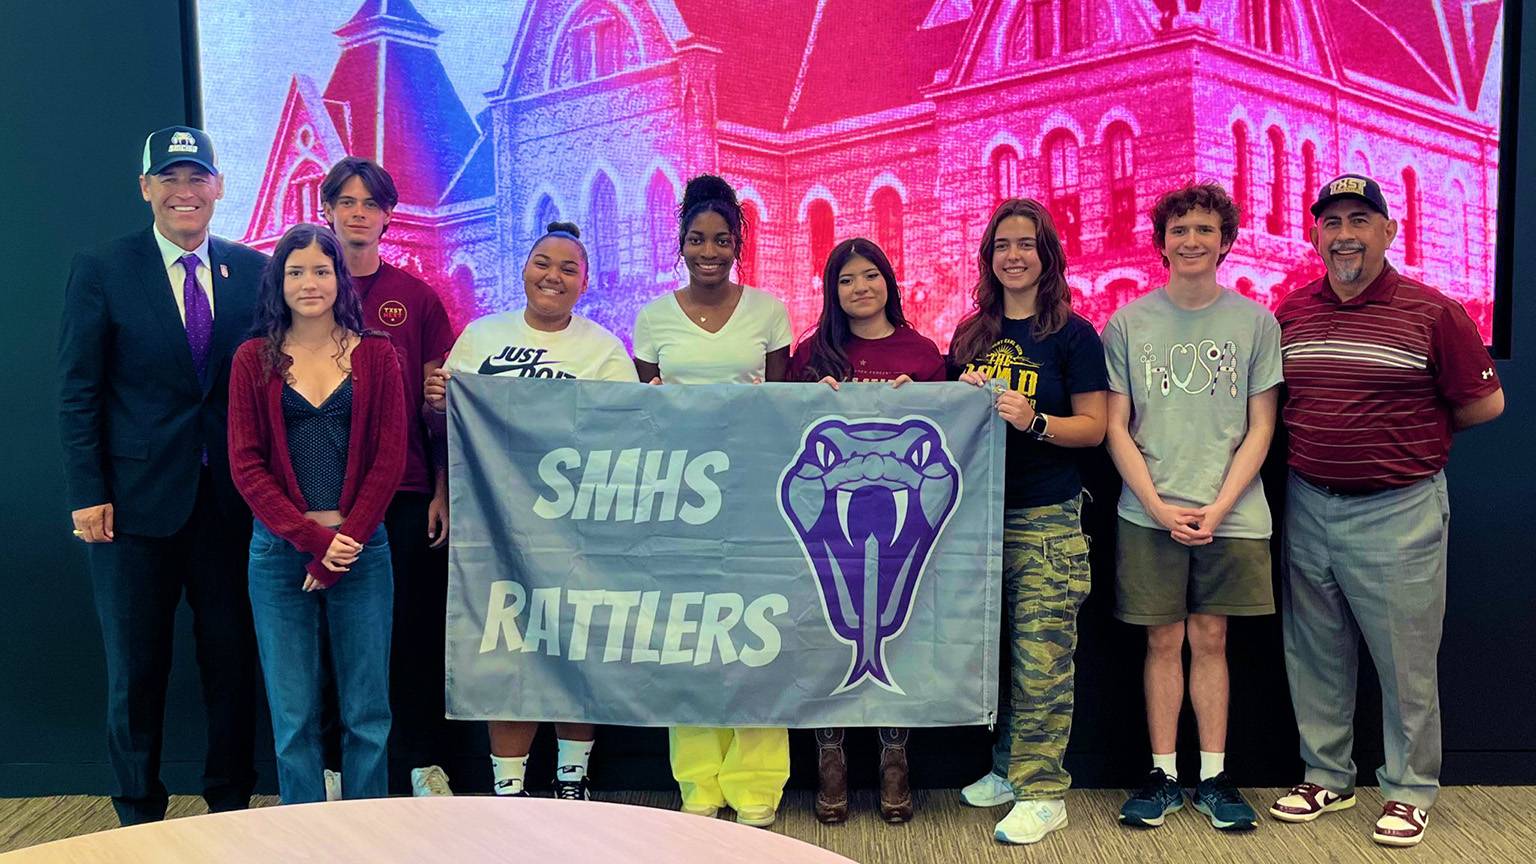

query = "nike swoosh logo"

[478,356,558,376]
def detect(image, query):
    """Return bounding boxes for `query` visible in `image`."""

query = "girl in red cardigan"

[228,223,406,804]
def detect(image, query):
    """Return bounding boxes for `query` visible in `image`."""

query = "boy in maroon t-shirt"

[322,157,465,797]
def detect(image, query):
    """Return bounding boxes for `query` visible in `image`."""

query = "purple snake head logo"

[778,416,961,694]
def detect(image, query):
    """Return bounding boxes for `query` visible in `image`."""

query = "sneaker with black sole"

[1119,768,1183,828]
[493,779,531,798]
[552,776,591,800]
[1192,772,1258,831]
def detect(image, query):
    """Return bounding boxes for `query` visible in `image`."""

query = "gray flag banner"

[443,375,1003,727]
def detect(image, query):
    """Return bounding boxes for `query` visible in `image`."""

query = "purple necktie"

[180,253,213,381]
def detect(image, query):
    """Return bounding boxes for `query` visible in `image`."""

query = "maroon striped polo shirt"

[1275,265,1500,492]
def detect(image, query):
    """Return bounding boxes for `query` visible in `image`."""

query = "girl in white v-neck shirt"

[632,284,791,384]
[632,174,791,828]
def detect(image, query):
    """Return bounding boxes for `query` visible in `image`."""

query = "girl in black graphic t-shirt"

[948,199,1108,845]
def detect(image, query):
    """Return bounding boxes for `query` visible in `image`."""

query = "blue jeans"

[248,519,393,804]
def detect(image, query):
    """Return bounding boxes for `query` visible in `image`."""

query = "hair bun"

[546,221,581,238]
[680,174,739,213]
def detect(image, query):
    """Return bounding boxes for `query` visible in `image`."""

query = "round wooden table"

[3,797,859,863]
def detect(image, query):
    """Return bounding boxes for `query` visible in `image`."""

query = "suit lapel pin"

[219,264,229,279]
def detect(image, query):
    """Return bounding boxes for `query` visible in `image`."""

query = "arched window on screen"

[588,172,619,292]
[1300,141,1317,238]
[1266,126,1287,236]
[1232,122,1252,228]
[1043,130,1081,256]
[534,194,561,238]
[1246,0,1287,54]
[1402,167,1421,267]
[283,161,325,228]
[990,146,1019,205]
[808,199,836,281]
[646,171,676,275]
[552,3,641,86]
[872,187,905,280]
[1104,122,1135,249]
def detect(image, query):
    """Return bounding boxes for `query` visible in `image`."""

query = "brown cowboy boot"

[878,727,913,823]
[814,727,848,823]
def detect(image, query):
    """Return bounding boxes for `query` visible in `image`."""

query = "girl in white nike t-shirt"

[425,222,634,801]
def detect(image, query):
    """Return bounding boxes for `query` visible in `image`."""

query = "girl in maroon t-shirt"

[789,237,946,387]
[789,237,944,826]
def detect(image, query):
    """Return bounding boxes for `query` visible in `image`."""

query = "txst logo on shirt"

[478,345,577,379]
[377,300,408,327]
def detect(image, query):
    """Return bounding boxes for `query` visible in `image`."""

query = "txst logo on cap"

[1328,177,1368,196]
[1311,172,1390,219]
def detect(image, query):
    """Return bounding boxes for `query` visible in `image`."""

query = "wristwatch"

[1027,412,1053,440]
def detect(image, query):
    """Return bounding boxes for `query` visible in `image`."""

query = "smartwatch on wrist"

[1027,412,1053,440]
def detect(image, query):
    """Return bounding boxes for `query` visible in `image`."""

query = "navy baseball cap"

[1311,173,1389,219]
[141,126,219,176]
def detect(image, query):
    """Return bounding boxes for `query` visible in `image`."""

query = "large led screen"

[200,0,1507,346]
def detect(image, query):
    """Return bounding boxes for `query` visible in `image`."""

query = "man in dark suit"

[57,126,266,825]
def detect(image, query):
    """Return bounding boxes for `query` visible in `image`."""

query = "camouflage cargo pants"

[989,497,1092,800]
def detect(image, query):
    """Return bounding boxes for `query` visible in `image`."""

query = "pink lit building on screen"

[242,0,1503,345]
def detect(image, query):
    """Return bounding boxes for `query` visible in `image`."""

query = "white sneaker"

[323,769,342,802]
[995,799,1067,845]
[961,772,1016,807]
[411,765,454,797]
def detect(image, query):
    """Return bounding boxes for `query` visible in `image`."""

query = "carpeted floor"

[2,786,1531,862]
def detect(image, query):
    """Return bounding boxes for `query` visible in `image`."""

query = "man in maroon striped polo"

[1267,174,1504,847]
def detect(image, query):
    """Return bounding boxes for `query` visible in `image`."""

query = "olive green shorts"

[1113,519,1274,625]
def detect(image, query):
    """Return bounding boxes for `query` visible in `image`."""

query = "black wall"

[2,1,1531,796]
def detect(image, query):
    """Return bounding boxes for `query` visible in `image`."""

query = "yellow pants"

[668,726,789,811]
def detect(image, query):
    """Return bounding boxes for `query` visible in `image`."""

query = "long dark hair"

[676,174,746,256]
[796,237,907,382]
[949,198,1072,368]
[251,223,368,379]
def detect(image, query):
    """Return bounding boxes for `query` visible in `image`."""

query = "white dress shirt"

[152,226,215,323]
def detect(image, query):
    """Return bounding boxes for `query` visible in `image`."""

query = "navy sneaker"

[1119,768,1183,827]
[1192,772,1258,830]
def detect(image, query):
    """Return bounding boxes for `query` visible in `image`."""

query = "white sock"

[556,738,595,781]
[491,755,528,794]
[1152,752,1178,781]
[1199,751,1225,781]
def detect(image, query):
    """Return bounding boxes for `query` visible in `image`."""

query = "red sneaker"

[1268,782,1356,823]
[1373,800,1429,847]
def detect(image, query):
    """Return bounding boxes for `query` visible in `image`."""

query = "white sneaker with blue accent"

[994,798,1068,845]
[411,765,454,797]
[961,772,1016,807]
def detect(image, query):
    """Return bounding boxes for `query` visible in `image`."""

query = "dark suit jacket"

[58,227,268,537]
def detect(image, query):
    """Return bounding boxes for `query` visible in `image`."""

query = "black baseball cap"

[141,126,219,176]
[1311,173,1389,219]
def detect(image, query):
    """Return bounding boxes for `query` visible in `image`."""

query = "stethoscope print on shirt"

[1138,340,1240,398]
